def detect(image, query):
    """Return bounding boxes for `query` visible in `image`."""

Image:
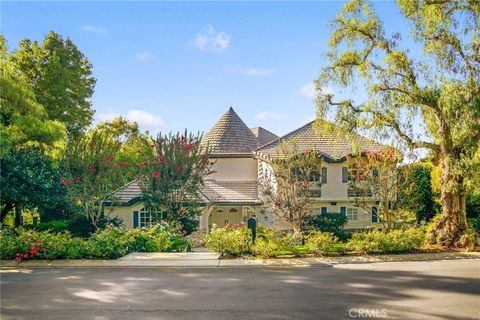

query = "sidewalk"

[1,251,479,268]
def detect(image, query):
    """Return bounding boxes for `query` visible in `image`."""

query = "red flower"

[158,156,165,162]
[75,177,81,182]
[60,178,67,186]
[34,239,41,244]
[137,162,145,169]
[304,149,312,155]
[23,253,29,259]
[30,248,38,255]
[175,167,181,173]
[184,144,193,151]
[68,181,74,186]
[14,257,21,263]
[153,171,160,177]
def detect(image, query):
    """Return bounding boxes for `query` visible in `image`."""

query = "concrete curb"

[1,252,479,269]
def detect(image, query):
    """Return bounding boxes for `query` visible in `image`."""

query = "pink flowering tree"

[261,141,324,233]
[61,129,128,228]
[137,130,214,233]
[347,147,416,230]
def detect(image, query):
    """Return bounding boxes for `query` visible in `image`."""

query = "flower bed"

[0,223,191,262]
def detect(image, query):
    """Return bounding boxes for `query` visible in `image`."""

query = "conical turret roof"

[201,107,258,155]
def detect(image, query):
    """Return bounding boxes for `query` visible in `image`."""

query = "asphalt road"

[1,259,479,320]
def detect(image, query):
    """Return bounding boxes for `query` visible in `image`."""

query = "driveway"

[1,259,479,320]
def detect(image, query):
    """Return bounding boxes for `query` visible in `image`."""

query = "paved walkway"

[1,251,479,268]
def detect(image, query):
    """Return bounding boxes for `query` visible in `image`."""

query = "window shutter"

[372,168,379,178]
[340,207,346,216]
[372,207,378,222]
[342,167,348,183]
[322,167,328,184]
[133,211,139,228]
[321,207,327,215]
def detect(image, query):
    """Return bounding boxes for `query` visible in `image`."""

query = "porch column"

[200,205,215,234]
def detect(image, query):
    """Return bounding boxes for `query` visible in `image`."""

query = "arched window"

[229,208,238,213]
[139,207,166,228]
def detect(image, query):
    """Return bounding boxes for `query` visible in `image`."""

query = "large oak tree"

[316,0,479,248]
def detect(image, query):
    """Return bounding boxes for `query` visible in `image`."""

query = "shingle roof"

[201,180,260,204]
[250,127,278,147]
[255,120,386,160]
[201,107,259,155]
[110,179,260,205]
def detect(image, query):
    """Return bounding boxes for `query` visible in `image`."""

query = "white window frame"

[347,208,358,221]
[139,207,166,228]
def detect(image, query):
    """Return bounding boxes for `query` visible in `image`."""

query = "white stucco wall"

[210,157,258,181]
[109,202,145,228]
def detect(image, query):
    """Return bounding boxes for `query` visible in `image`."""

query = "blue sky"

[2,1,411,137]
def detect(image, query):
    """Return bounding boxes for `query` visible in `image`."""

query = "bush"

[0,223,191,262]
[252,228,297,258]
[35,220,69,233]
[301,213,350,241]
[188,229,207,248]
[305,231,339,255]
[204,225,252,256]
[346,228,425,254]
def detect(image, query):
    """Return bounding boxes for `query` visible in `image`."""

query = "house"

[109,107,386,231]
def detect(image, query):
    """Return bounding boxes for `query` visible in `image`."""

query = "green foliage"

[8,31,96,136]
[252,228,298,258]
[0,148,73,224]
[0,224,191,261]
[35,220,69,233]
[204,225,252,257]
[346,228,425,254]
[466,194,480,219]
[305,231,339,255]
[138,130,213,233]
[301,212,350,241]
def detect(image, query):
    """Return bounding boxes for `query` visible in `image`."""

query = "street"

[1,259,479,320]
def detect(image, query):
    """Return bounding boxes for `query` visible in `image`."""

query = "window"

[321,207,328,215]
[372,207,378,222]
[347,208,358,221]
[229,208,238,213]
[349,164,367,181]
[342,167,348,183]
[321,167,327,184]
[139,207,166,228]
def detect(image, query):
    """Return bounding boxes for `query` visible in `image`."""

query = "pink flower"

[60,178,67,186]
[14,257,21,263]
[23,253,29,259]
[153,171,160,177]
[30,247,38,255]
[304,149,312,155]
[75,177,81,182]
[34,239,41,244]
[68,181,74,186]
[158,156,165,162]
[175,167,181,173]
[184,144,193,151]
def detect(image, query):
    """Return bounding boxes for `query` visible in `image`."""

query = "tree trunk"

[0,203,15,223]
[430,156,475,249]
[14,205,22,227]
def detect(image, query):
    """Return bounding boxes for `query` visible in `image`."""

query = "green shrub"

[252,229,297,258]
[305,231,339,255]
[36,220,69,233]
[346,228,425,254]
[129,223,191,252]
[86,226,135,259]
[301,213,351,241]
[204,225,252,256]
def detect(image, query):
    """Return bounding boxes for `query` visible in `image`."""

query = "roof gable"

[255,120,386,160]
[250,127,278,147]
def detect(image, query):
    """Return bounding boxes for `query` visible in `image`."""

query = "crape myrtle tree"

[137,130,214,234]
[315,0,479,248]
[347,148,417,230]
[261,141,324,233]
[61,129,128,228]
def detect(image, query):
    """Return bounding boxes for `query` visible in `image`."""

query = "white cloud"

[256,111,286,121]
[228,66,271,77]
[299,82,334,100]
[97,109,164,131]
[82,25,107,35]
[190,25,231,53]
[136,51,154,62]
